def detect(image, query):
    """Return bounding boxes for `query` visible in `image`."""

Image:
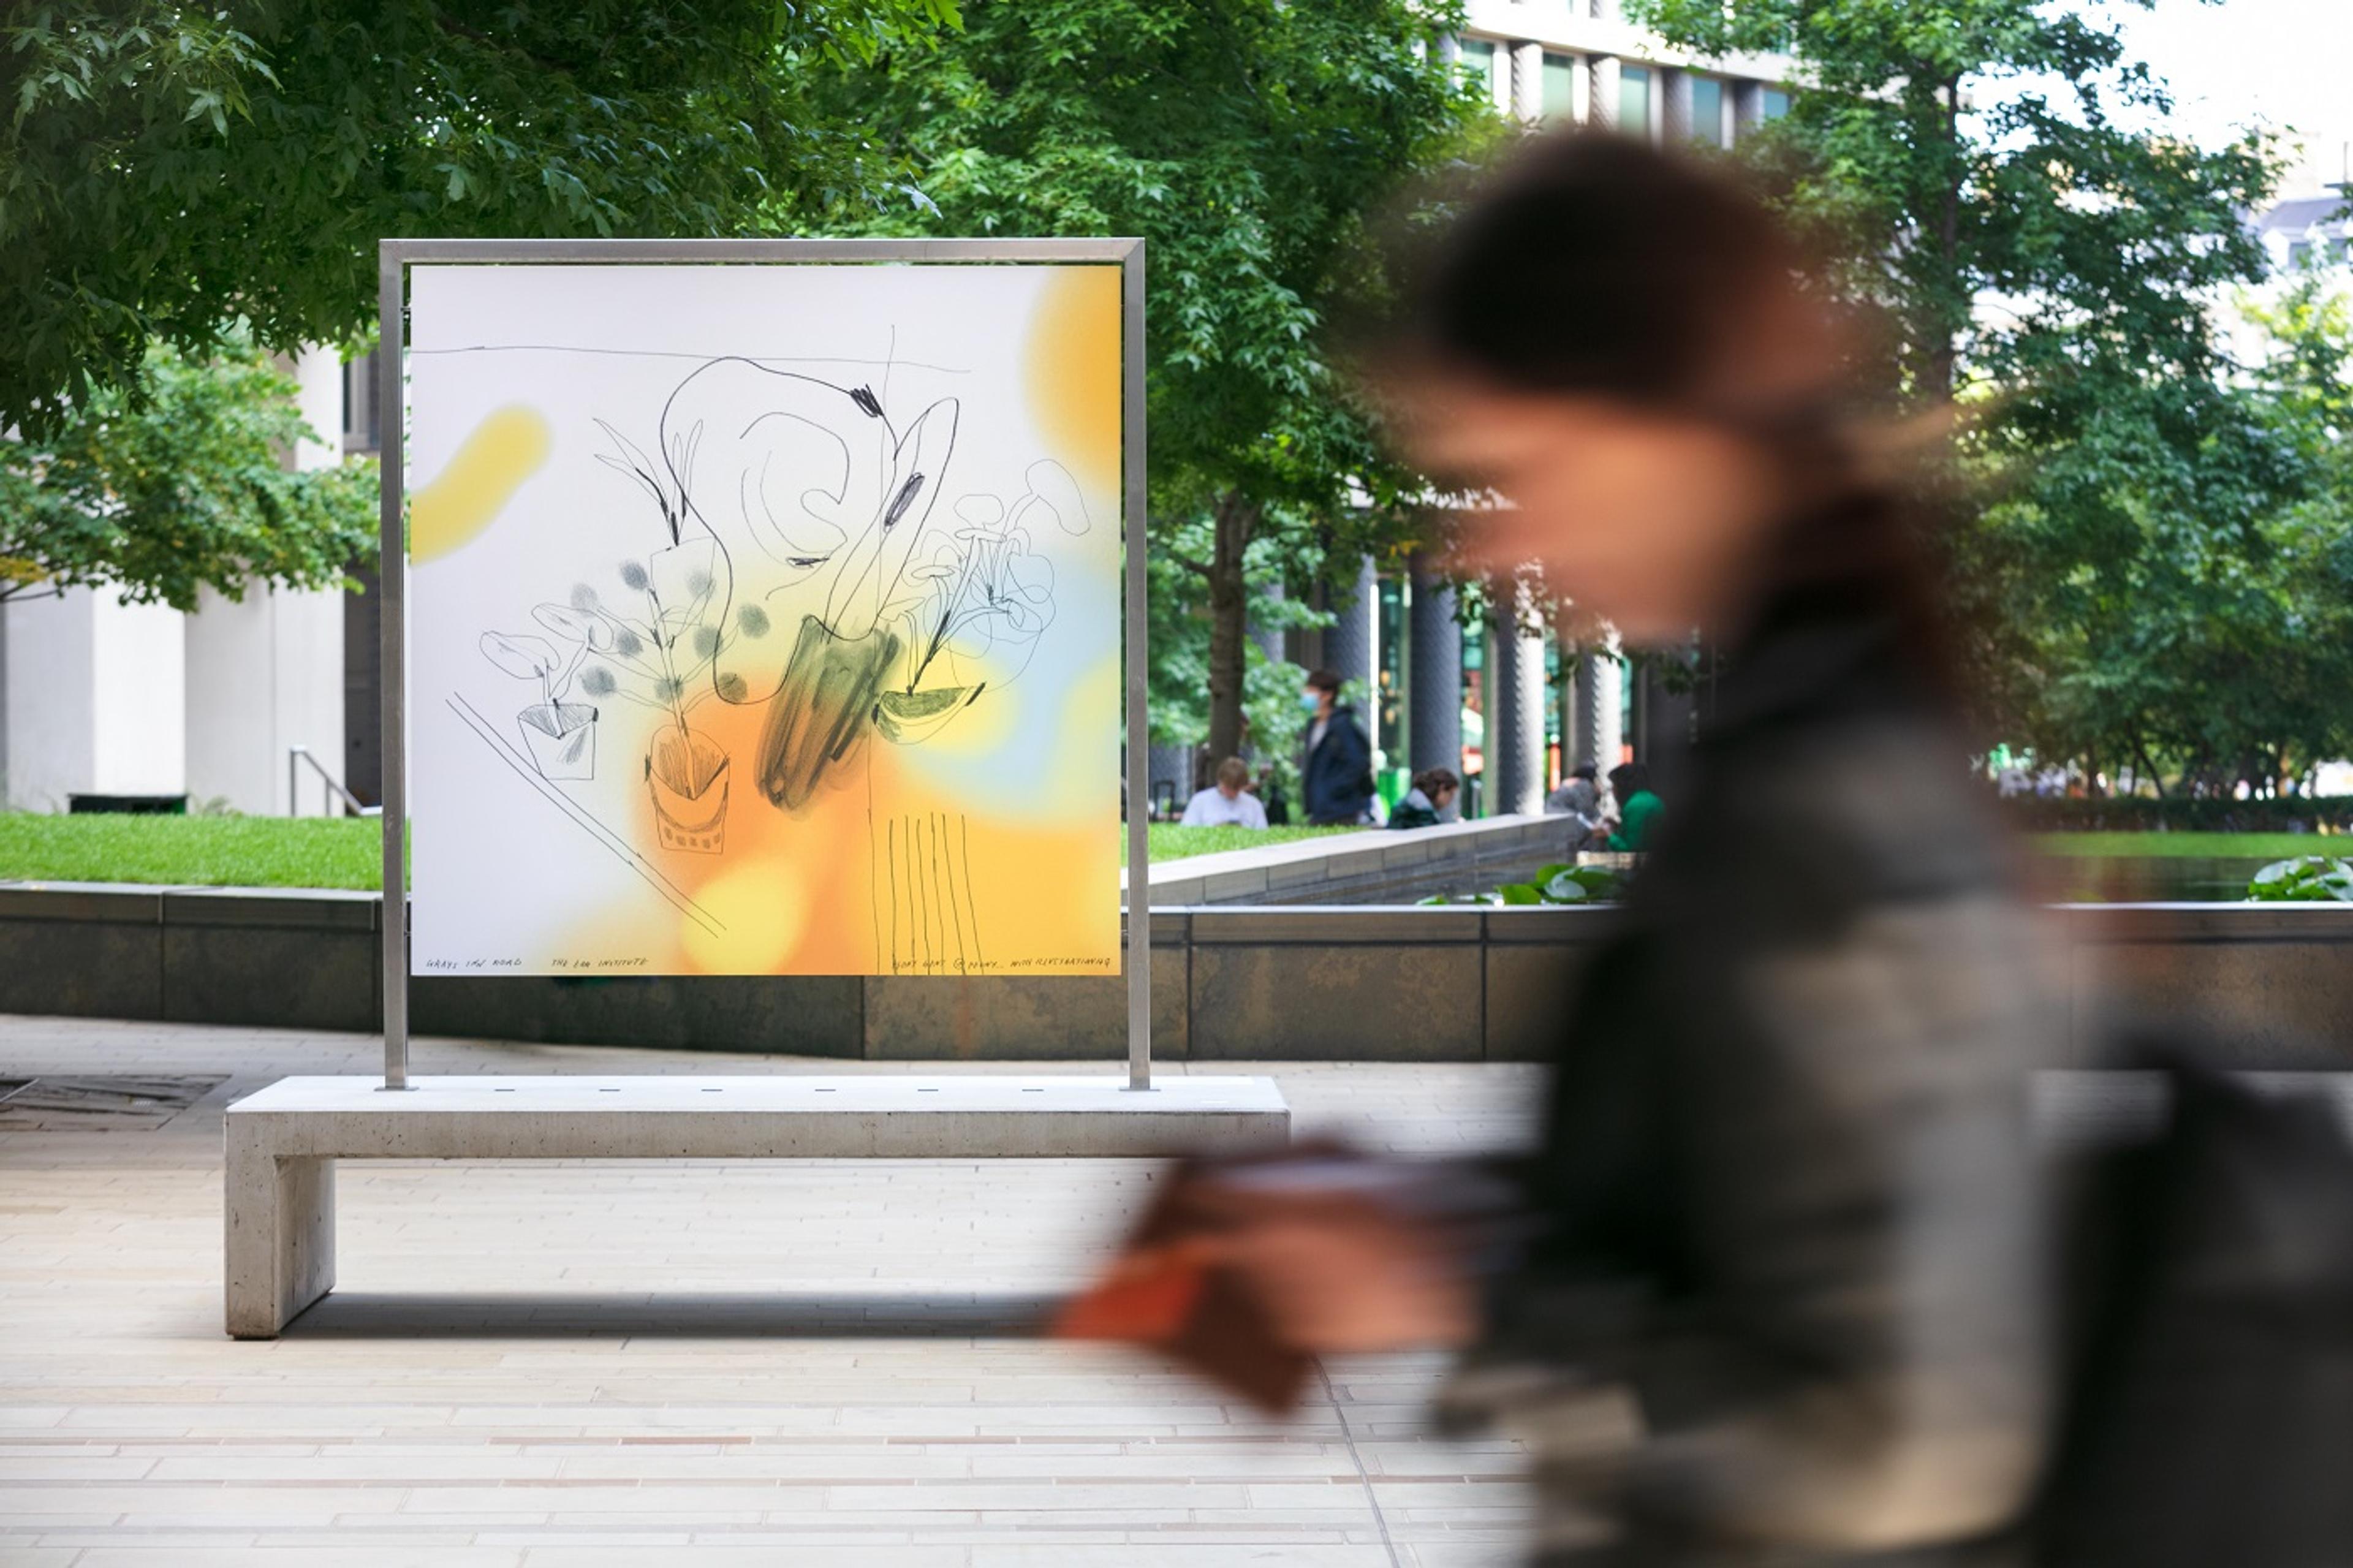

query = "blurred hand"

[1186,1173,1480,1355]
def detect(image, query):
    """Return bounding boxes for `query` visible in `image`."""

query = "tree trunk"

[1922,75,1964,404]
[1203,492,1259,764]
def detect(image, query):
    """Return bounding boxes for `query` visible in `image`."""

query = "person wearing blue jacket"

[1298,669,1376,825]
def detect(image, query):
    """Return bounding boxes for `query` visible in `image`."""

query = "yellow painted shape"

[411,406,551,564]
[1023,267,1123,493]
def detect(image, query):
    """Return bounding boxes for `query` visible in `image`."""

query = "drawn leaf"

[480,631,556,681]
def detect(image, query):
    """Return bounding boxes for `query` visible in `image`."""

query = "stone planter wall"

[4,882,2352,1066]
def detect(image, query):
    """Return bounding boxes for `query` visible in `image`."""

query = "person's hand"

[1179,1167,1480,1354]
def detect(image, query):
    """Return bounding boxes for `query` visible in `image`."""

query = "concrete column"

[1588,55,1621,132]
[1487,577,1546,817]
[1572,645,1623,778]
[1323,556,1378,754]
[1733,79,1766,140]
[183,346,349,816]
[1,585,188,811]
[1661,67,1693,143]
[1510,41,1545,124]
[1407,554,1461,781]
[1251,578,1286,664]
[1567,51,1594,124]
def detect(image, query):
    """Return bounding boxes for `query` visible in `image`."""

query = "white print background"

[404,263,1121,975]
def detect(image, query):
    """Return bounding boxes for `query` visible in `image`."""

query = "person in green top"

[1605,761,1662,850]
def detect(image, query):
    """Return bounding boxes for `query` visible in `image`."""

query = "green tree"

[1981,275,2353,797]
[1624,0,2275,409]
[802,0,1481,760]
[1,0,953,435]
[0,339,376,609]
[1625,0,2312,790]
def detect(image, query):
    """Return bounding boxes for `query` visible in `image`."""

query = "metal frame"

[376,237,1151,1093]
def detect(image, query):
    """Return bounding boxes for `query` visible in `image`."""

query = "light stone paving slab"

[2,1013,1544,1567]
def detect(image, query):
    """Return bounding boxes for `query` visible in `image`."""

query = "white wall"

[1,586,187,809]
[181,346,350,815]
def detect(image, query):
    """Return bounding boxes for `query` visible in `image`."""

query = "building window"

[1761,86,1792,120]
[2290,240,2313,268]
[1458,37,1499,107]
[1689,76,1724,146]
[1542,51,1578,123]
[1620,65,1651,138]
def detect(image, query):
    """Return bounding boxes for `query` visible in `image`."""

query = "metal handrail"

[288,745,379,818]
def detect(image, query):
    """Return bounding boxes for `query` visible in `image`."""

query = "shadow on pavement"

[282,1290,1063,1338]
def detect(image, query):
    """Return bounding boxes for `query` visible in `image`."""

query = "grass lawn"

[0,813,1365,890]
[2029,831,2328,859]
[0,813,387,890]
[1145,823,1362,861]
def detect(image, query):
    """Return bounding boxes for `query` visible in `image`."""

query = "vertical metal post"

[377,246,412,1091]
[1121,241,1152,1092]
[287,747,301,818]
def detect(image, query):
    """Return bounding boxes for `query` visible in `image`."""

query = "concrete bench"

[224,1074,1291,1338]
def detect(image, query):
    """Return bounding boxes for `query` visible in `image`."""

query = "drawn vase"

[755,615,902,811]
[646,727,730,854]
[517,702,597,781]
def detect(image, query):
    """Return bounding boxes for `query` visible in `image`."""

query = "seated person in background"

[1388,767,1460,830]
[1604,760,1661,850]
[1180,756,1269,829]
[1544,760,1603,850]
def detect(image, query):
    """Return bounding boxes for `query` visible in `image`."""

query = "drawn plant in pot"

[653,361,961,811]
[480,626,596,780]
[585,419,774,852]
[881,469,1072,744]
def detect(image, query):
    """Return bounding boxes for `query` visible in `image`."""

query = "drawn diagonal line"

[444,696,726,939]
[451,693,719,923]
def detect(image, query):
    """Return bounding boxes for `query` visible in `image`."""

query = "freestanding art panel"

[403,260,1127,977]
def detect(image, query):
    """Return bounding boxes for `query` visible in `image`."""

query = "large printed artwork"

[405,263,1125,977]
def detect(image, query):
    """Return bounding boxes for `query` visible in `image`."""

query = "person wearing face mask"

[1297,668,1376,826]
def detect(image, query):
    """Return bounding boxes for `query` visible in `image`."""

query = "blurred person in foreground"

[1180,756,1270,829]
[1207,135,2070,1564]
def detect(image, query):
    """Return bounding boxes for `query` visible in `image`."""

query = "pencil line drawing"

[464,354,1088,866]
[877,809,981,974]
[411,343,970,374]
[407,261,1123,977]
[445,695,726,937]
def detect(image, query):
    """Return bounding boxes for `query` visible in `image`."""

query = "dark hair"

[1608,762,1651,801]
[1412,767,1460,798]
[1384,134,1825,416]
[1571,761,1597,781]
[1304,669,1343,696]
[1383,132,1953,699]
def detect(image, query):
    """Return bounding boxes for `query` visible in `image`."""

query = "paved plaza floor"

[0,1015,1546,1567]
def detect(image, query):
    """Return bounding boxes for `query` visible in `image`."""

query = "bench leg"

[225,1138,335,1339]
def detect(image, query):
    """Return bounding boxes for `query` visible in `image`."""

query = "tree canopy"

[802,0,1482,760]
[1626,0,2350,793]
[0,339,376,610]
[0,0,953,436]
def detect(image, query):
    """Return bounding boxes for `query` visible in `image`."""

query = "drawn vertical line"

[938,809,968,975]
[914,813,933,972]
[960,814,984,968]
[866,755,882,973]
[885,817,901,975]
[925,812,945,972]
